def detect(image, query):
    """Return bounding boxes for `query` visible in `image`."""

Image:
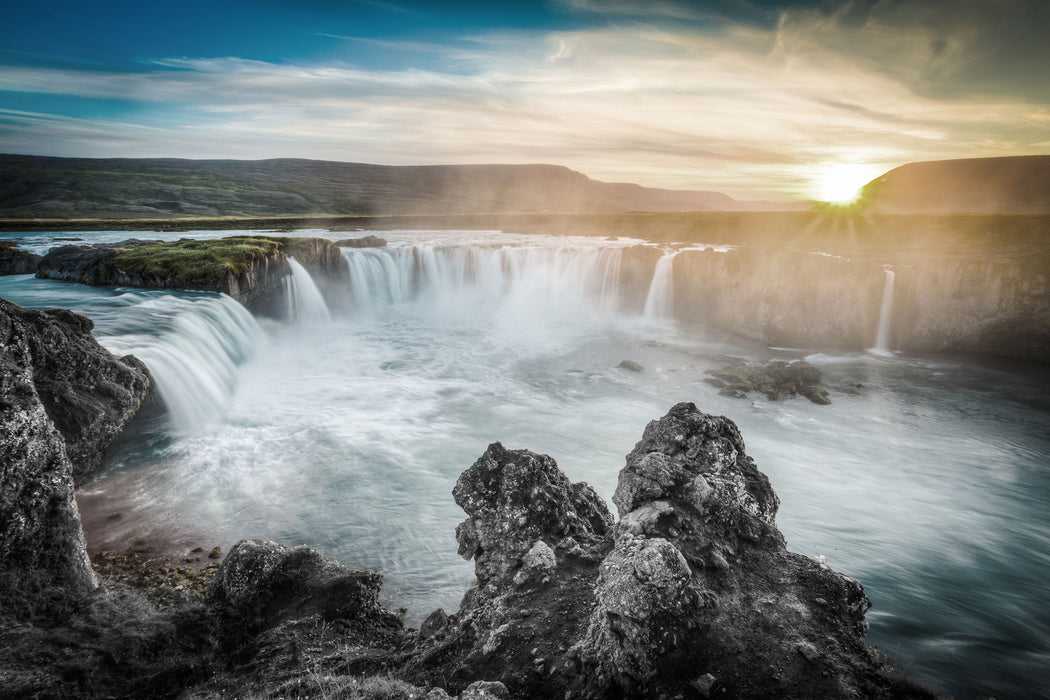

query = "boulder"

[206,538,403,648]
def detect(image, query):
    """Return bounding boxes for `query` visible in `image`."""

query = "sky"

[1,0,1049,200]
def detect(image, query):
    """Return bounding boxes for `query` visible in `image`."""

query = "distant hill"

[0,155,782,219]
[862,155,1050,214]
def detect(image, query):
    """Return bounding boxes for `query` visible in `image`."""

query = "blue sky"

[2,0,1048,198]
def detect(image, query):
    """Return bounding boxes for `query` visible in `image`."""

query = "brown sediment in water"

[76,471,232,597]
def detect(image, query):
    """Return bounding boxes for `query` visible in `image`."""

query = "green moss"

[110,237,284,285]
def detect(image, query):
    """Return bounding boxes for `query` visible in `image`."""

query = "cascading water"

[871,268,895,356]
[643,250,677,319]
[95,294,263,433]
[284,257,331,323]
[341,243,626,322]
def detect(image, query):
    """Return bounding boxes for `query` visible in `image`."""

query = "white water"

[284,257,331,323]
[871,268,895,355]
[643,250,677,319]
[1,230,1048,700]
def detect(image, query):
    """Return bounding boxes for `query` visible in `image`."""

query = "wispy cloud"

[1,4,1047,198]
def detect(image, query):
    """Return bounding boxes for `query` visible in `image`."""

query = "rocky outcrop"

[0,299,151,603]
[334,235,387,247]
[0,241,43,275]
[406,403,930,698]
[34,236,349,315]
[705,360,830,404]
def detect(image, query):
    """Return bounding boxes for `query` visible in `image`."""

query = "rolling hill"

[861,155,1050,214]
[0,155,780,219]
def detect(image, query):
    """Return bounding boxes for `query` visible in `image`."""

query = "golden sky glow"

[1,1,1048,201]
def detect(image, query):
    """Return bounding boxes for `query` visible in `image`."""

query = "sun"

[815,164,883,204]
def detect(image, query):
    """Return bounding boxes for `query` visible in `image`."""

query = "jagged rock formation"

[0,299,151,602]
[34,235,348,314]
[405,403,929,698]
[0,241,42,275]
[0,307,931,699]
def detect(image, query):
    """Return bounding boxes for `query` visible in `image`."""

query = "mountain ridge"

[0,155,784,219]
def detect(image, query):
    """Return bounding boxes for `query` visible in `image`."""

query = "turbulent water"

[2,229,1049,699]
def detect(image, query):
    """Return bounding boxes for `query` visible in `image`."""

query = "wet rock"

[707,359,830,404]
[618,359,644,372]
[0,241,43,275]
[334,235,387,247]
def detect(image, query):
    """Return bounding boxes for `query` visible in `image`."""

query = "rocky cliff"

[34,236,348,314]
[663,241,1050,361]
[0,306,933,699]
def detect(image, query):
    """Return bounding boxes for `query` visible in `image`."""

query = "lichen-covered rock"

[0,298,151,601]
[410,403,932,699]
[569,402,921,698]
[453,442,613,589]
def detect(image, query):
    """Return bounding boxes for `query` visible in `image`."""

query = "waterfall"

[99,294,263,433]
[284,257,331,323]
[340,245,625,320]
[643,251,677,319]
[871,268,896,355]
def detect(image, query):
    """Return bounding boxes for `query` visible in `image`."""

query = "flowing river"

[1,229,1048,699]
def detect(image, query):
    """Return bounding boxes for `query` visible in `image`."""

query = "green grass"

[110,237,285,284]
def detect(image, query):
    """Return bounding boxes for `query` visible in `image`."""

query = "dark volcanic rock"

[334,235,387,247]
[0,241,43,275]
[570,403,887,698]
[453,442,614,590]
[0,298,151,602]
[408,404,931,699]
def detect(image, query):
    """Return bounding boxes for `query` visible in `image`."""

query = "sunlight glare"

[816,164,882,204]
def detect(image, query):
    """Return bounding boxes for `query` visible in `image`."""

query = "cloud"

[1,4,1048,198]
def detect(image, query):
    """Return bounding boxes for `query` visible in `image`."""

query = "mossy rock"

[109,236,284,285]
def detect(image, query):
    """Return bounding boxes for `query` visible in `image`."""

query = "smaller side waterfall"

[643,250,678,319]
[871,268,896,355]
[99,294,263,433]
[284,258,331,323]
